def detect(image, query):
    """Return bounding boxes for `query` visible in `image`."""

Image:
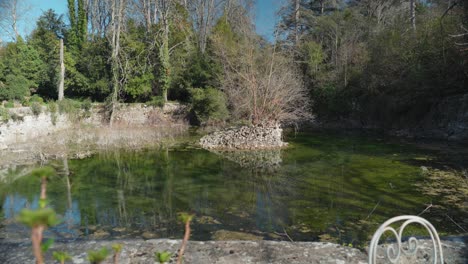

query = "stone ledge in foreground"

[0,239,366,264]
[0,239,465,264]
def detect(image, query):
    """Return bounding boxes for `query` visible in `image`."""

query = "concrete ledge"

[0,238,465,263]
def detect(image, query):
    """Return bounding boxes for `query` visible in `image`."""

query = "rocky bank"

[200,125,286,150]
[0,103,189,169]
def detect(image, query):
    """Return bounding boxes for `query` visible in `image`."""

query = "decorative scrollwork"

[368,215,444,264]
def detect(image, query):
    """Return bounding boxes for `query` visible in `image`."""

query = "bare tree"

[213,29,310,125]
[410,0,416,31]
[58,38,65,101]
[190,0,218,53]
[0,0,31,41]
[108,0,127,126]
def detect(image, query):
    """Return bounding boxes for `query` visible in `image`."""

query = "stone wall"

[199,125,287,150]
[0,103,188,150]
[0,107,70,150]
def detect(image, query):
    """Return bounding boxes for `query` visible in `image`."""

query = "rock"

[141,231,159,240]
[200,125,287,150]
[212,230,263,241]
[197,215,222,225]
[90,229,110,239]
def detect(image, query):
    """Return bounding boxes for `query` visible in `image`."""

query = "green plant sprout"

[155,251,172,264]
[112,243,123,264]
[41,238,55,253]
[17,166,58,264]
[176,212,195,264]
[88,247,109,264]
[53,251,72,264]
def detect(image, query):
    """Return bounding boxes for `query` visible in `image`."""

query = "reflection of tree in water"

[211,149,282,173]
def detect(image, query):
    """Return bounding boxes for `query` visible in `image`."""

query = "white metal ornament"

[368,215,444,264]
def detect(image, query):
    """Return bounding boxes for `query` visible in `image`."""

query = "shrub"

[31,102,42,116]
[0,107,9,123]
[4,101,14,108]
[30,94,44,104]
[0,75,31,101]
[21,97,31,107]
[48,102,58,125]
[57,99,81,115]
[10,112,24,122]
[189,87,229,125]
[81,98,92,118]
[147,96,165,108]
[81,99,92,112]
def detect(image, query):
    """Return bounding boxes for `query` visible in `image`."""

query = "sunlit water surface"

[1,131,466,247]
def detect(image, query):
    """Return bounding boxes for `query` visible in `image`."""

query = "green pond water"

[0,131,467,247]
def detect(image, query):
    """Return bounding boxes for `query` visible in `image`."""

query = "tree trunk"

[109,0,125,126]
[295,0,300,44]
[410,0,416,31]
[58,38,65,101]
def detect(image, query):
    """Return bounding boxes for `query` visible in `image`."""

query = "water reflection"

[0,132,467,246]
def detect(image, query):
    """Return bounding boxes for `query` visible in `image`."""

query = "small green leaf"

[155,251,172,263]
[30,166,56,179]
[88,247,109,264]
[41,238,54,253]
[17,208,61,227]
[177,212,194,224]
[53,251,72,262]
[38,198,49,209]
[112,243,123,253]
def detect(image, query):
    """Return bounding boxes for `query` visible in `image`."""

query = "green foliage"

[53,251,72,263]
[29,10,65,98]
[4,101,14,108]
[177,212,194,224]
[111,243,123,253]
[301,41,324,75]
[31,102,42,116]
[30,94,45,104]
[147,96,165,108]
[71,39,110,100]
[0,107,10,123]
[48,101,58,125]
[155,251,172,263]
[30,166,56,179]
[0,75,31,101]
[1,38,44,94]
[88,247,109,264]
[58,99,81,115]
[17,208,60,227]
[189,87,229,125]
[41,238,55,253]
[21,97,30,106]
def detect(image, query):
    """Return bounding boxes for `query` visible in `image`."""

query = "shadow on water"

[0,131,466,247]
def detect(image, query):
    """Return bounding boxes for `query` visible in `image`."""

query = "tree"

[0,37,44,99]
[212,16,310,125]
[68,0,88,49]
[29,10,67,98]
[0,0,31,41]
[108,0,127,125]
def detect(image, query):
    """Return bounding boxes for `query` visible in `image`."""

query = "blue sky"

[1,0,280,42]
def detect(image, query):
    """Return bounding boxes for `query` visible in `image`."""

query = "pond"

[0,131,467,247]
